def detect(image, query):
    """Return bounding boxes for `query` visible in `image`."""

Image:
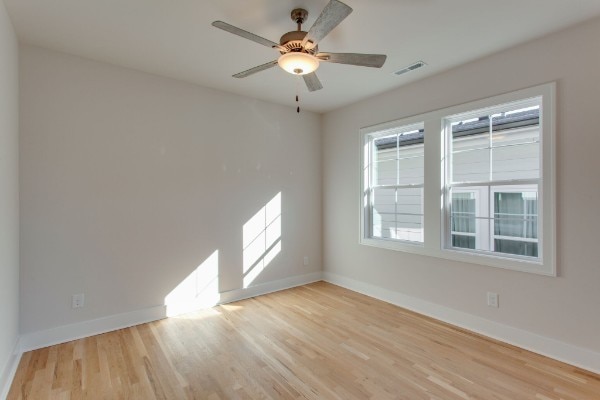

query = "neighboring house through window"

[360,83,555,275]
[445,100,541,259]
[367,123,425,243]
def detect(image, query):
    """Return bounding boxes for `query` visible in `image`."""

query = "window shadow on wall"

[242,192,282,288]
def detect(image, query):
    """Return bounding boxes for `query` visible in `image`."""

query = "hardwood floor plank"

[8,282,600,399]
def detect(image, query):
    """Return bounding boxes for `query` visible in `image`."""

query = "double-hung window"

[363,122,425,244]
[361,83,555,275]
[445,98,541,259]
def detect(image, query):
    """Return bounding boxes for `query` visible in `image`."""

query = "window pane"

[491,105,539,142]
[451,112,490,184]
[373,129,425,187]
[373,159,397,186]
[372,187,395,239]
[395,187,423,242]
[452,116,490,142]
[449,188,489,251]
[492,143,539,181]
[371,187,423,242]
[397,187,423,214]
[451,192,476,234]
[451,103,541,184]
[494,239,538,257]
[373,134,398,155]
[494,191,538,239]
[395,213,423,242]
[450,216,491,251]
[452,235,475,249]
[492,124,539,148]
[448,187,539,256]
[452,148,490,183]
[398,154,425,185]
[373,145,397,161]
[373,134,397,186]
[493,189,538,257]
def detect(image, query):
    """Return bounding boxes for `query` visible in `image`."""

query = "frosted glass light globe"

[278,52,319,75]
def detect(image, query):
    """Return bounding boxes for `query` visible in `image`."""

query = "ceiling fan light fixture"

[212,0,387,93]
[278,52,319,75]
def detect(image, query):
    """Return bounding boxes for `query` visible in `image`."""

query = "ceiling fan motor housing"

[280,8,317,54]
[279,31,317,54]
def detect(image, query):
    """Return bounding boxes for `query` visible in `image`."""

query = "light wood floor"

[8,282,600,399]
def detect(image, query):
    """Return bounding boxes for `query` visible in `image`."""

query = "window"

[445,98,541,260]
[363,122,424,243]
[360,83,555,275]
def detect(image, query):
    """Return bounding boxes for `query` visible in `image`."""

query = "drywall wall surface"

[19,45,322,334]
[0,0,20,387]
[322,17,600,352]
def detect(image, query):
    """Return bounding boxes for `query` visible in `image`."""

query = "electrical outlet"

[487,292,499,308]
[303,256,309,266]
[72,293,85,309]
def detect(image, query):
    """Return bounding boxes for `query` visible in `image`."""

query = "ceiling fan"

[212,0,387,92]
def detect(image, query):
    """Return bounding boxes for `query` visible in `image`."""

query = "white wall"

[19,45,322,335]
[0,0,19,392]
[323,16,600,353]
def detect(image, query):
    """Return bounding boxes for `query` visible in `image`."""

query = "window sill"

[360,237,556,276]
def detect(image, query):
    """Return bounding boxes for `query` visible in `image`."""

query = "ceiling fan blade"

[301,0,353,49]
[212,21,280,49]
[233,60,279,78]
[303,72,323,92]
[317,52,387,68]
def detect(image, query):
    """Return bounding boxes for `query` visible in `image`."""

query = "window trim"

[362,117,427,247]
[359,82,556,276]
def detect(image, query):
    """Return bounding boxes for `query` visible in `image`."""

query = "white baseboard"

[19,305,168,353]
[220,271,323,304]
[323,271,600,375]
[18,271,323,355]
[0,339,21,400]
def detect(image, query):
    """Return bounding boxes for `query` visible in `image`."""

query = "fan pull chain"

[296,76,301,113]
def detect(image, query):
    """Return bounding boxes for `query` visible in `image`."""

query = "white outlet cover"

[487,292,499,308]
[72,293,85,309]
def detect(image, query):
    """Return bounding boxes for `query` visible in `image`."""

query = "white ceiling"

[5,0,600,113]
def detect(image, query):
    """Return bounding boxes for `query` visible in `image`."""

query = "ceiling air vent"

[394,61,427,76]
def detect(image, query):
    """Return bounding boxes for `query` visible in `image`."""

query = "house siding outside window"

[360,83,555,275]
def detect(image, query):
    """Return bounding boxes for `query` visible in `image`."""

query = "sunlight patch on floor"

[164,250,220,317]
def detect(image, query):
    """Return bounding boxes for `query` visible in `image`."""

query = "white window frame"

[363,120,425,245]
[359,83,556,276]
